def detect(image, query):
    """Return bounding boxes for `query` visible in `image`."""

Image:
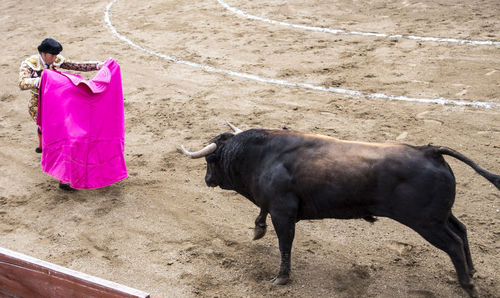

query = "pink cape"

[38,58,128,189]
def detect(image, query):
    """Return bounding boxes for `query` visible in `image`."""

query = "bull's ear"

[219,132,235,142]
[211,132,234,146]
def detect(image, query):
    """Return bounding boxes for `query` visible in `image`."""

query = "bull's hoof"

[253,226,266,240]
[462,283,477,298]
[469,268,476,278]
[272,275,290,286]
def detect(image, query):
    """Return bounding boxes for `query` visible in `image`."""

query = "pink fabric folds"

[38,58,128,189]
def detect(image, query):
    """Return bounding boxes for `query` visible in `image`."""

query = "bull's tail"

[435,146,500,191]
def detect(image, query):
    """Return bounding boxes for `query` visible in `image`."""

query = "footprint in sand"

[416,111,443,125]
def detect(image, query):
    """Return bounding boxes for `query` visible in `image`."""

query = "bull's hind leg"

[414,223,476,297]
[448,214,475,277]
[253,209,268,240]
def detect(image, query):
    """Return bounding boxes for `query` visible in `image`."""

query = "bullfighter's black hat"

[37,38,63,55]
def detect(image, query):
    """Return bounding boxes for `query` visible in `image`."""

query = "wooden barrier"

[0,247,150,297]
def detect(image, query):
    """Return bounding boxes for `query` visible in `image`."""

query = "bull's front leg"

[270,204,297,286]
[253,209,268,240]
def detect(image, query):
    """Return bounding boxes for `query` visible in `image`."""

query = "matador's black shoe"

[35,147,42,153]
[59,182,76,191]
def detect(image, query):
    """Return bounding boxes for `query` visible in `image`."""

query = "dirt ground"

[0,0,499,297]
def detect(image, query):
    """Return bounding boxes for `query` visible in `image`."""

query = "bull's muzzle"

[205,176,218,187]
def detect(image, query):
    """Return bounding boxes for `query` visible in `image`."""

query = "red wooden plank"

[0,247,150,298]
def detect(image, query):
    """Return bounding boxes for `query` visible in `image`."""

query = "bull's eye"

[206,155,217,163]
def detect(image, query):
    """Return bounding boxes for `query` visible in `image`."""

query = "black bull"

[180,124,500,296]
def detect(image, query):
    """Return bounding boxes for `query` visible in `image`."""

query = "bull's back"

[264,134,454,220]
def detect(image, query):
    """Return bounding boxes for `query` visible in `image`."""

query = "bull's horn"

[180,143,217,159]
[226,121,243,134]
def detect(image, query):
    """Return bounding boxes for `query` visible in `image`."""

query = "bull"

[180,123,500,297]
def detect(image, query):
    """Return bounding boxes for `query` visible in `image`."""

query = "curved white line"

[217,0,500,46]
[105,0,497,108]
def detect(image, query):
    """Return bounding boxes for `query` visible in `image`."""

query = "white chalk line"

[217,0,500,46]
[105,0,497,108]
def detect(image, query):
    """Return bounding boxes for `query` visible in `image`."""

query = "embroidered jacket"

[19,54,100,122]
